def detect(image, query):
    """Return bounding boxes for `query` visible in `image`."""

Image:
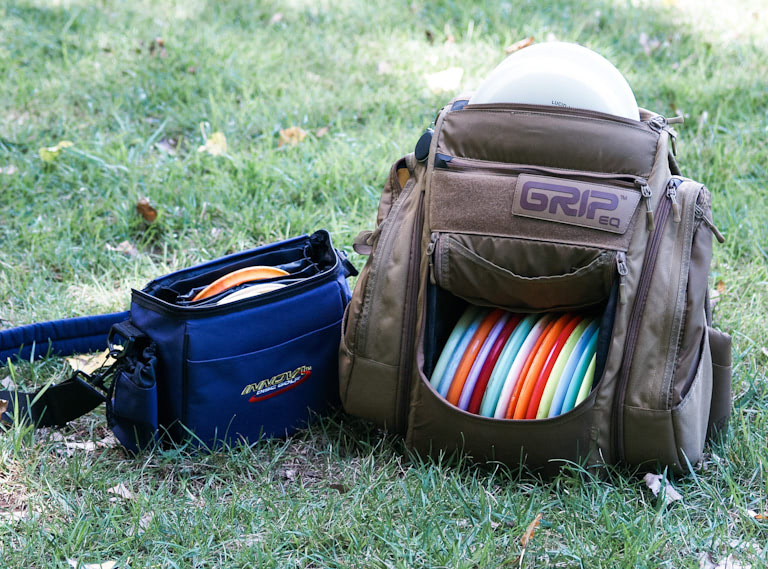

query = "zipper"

[437,155,654,230]
[426,234,439,285]
[612,178,678,462]
[396,191,426,432]
[695,205,726,243]
[132,262,337,318]
[460,102,648,128]
[615,252,629,305]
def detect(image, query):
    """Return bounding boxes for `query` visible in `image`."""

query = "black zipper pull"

[636,181,654,232]
[616,252,629,305]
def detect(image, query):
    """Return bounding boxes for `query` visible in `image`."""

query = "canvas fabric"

[339,100,732,473]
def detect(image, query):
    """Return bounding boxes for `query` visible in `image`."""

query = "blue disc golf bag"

[0,230,355,452]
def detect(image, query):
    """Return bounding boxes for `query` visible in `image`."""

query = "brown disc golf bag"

[339,98,732,473]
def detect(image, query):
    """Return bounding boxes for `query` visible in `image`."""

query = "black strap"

[1,372,106,428]
[1,319,147,430]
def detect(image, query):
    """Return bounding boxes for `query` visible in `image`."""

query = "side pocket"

[339,158,424,430]
[108,346,159,453]
[707,326,732,440]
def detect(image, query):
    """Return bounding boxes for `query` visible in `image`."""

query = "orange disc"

[502,315,559,418]
[191,266,290,301]
[521,314,582,419]
[446,309,505,405]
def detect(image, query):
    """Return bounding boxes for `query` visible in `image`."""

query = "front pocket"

[432,233,617,311]
[183,318,342,447]
[407,365,599,473]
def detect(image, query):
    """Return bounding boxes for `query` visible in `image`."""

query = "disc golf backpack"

[339,99,732,473]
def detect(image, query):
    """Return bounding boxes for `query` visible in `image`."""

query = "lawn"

[1,0,767,567]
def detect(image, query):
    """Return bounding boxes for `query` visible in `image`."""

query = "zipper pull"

[666,182,682,222]
[616,252,629,305]
[636,181,654,232]
[427,234,438,284]
[695,205,726,243]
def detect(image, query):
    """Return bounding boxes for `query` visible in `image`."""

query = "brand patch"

[512,174,640,234]
[241,365,312,403]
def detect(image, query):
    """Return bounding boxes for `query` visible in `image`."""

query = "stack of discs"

[429,306,600,419]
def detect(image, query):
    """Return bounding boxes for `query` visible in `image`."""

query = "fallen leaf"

[269,12,283,24]
[64,441,97,454]
[760,347,768,361]
[197,130,227,156]
[282,469,297,481]
[425,67,464,94]
[747,509,768,520]
[505,36,534,54]
[278,126,308,147]
[156,137,179,155]
[643,472,683,504]
[97,434,118,448]
[149,37,168,58]
[67,560,119,569]
[639,32,661,55]
[425,29,435,43]
[520,512,543,547]
[315,126,329,138]
[187,65,198,74]
[329,483,348,494]
[0,165,19,175]
[699,552,752,569]
[716,280,726,294]
[128,512,154,536]
[0,509,28,522]
[106,241,139,257]
[1,375,15,390]
[39,140,74,162]
[0,399,7,416]
[66,348,114,376]
[376,61,392,74]
[107,483,133,501]
[136,197,158,222]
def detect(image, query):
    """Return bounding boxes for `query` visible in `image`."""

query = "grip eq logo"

[512,174,640,234]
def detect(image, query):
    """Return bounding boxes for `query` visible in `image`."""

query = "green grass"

[1,0,767,567]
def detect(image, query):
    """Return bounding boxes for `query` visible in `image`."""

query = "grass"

[1,0,767,567]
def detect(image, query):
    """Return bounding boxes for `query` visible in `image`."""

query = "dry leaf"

[156,137,179,155]
[269,12,283,24]
[0,509,28,522]
[505,36,534,54]
[67,560,119,569]
[1,375,15,390]
[66,348,114,376]
[197,131,227,156]
[643,472,683,504]
[106,241,139,257]
[377,61,392,74]
[425,67,464,94]
[329,483,348,494]
[315,126,329,138]
[136,197,158,222]
[128,512,154,536]
[747,509,768,520]
[39,140,74,162]
[278,127,308,147]
[716,280,727,294]
[107,483,133,501]
[282,468,297,481]
[520,512,543,547]
[760,347,768,361]
[64,441,97,454]
[699,552,752,569]
[0,398,7,416]
[639,32,661,55]
[0,165,19,175]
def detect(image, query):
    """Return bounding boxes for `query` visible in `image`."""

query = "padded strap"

[0,311,129,363]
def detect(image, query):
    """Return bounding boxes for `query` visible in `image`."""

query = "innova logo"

[241,365,312,403]
[512,174,640,234]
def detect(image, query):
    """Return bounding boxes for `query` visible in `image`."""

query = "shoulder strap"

[0,311,129,363]
[0,311,129,427]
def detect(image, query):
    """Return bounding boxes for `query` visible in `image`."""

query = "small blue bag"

[1,230,355,452]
